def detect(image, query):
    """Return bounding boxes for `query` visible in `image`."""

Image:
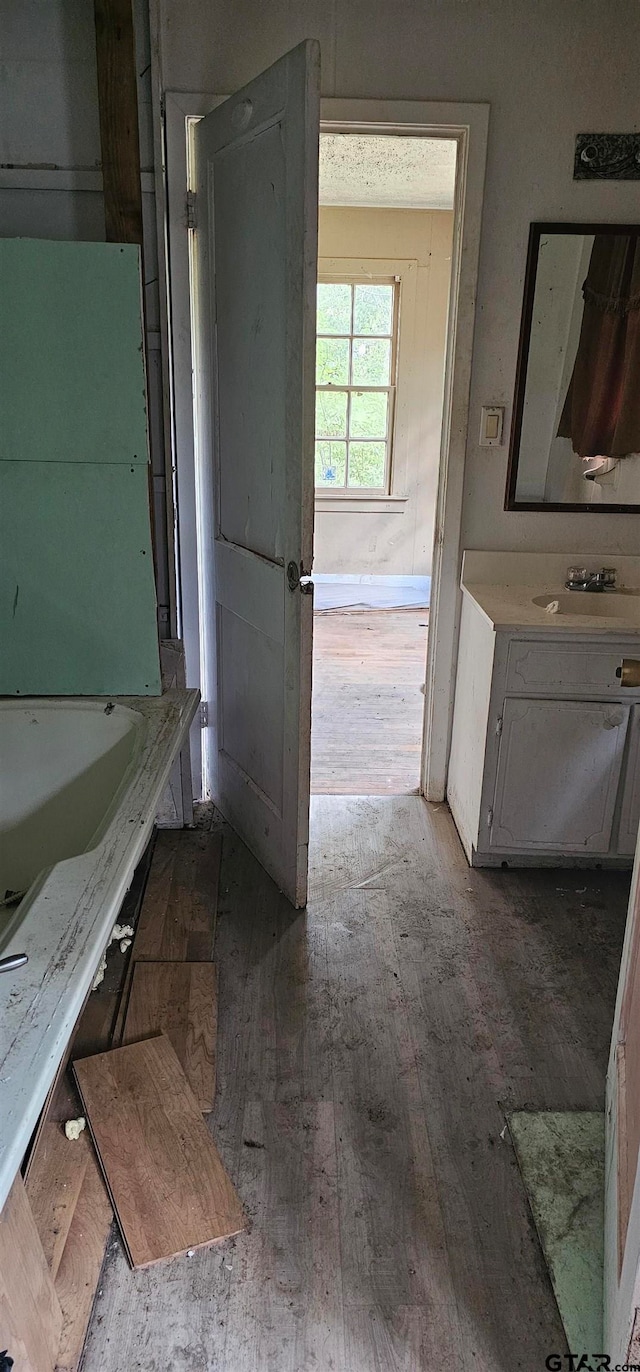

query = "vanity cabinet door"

[490,698,629,853]
[618,705,640,856]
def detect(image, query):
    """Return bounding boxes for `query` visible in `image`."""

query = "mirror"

[506,223,640,511]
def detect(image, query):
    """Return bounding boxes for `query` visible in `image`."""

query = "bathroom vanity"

[448,553,640,866]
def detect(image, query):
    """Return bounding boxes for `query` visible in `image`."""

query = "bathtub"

[0,690,199,1211]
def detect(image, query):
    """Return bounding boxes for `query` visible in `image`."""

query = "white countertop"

[460,551,640,635]
[461,582,640,634]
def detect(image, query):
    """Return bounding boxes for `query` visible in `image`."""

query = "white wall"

[0,1,104,239]
[155,0,640,560]
[315,205,452,576]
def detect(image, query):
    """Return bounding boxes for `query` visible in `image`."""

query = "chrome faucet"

[565,566,617,592]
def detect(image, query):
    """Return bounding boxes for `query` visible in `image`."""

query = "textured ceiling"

[319,133,457,210]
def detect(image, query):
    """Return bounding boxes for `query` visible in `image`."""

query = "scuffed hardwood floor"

[311,609,428,795]
[82,798,628,1371]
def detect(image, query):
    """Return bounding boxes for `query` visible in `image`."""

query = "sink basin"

[532,592,640,620]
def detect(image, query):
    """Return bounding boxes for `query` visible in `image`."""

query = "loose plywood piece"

[55,1144,113,1372]
[73,1035,245,1267]
[25,1124,91,1281]
[0,1173,63,1372]
[0,461,161,695]
[0,239,148,465]
[123,961,217,1110]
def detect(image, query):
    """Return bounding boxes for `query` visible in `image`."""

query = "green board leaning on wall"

[0,239,161,695]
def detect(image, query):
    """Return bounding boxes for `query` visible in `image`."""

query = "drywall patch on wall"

[1,463,160,695]
[0,239,148,465]
[0,0,173,634]
[0,239,160,696]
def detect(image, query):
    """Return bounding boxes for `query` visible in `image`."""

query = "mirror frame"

[505,221,640,513]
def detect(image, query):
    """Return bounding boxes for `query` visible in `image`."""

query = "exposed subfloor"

[82,797,629,1371]
[311,609,427,795]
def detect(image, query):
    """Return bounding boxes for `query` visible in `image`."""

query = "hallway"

[311,611,427,795]
[83,797,628,1370]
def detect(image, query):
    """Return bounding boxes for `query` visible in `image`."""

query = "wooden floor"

[82,798,629,1371]
[311,609,427,795]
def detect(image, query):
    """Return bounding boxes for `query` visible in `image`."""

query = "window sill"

[314,493,408,513]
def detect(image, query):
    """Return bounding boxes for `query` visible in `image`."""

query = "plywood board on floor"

[122,961,217,1111]
[73,1035,245,1268]
[131,829,222,963]
[311,609,427,795]
[508,1110,604,1353]
[54,1139,113,1372]
[0,1173,62,1372]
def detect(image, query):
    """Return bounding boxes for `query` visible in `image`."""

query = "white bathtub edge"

[0,688,199,1212]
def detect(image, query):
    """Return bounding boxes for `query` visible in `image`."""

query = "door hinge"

[487,808,494,828]
[199,701,209,728]
[495,716,503,736]
[186,190,197,230]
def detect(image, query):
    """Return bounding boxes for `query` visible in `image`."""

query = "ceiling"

[319,133,457,211]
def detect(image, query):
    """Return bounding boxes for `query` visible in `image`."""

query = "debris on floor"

[91,922,135,989]
[64,1116,86,1141]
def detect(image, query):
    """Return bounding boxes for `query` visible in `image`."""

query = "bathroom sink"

[532,592,640,620]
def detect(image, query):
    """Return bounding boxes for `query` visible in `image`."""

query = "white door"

[192,42,319,907]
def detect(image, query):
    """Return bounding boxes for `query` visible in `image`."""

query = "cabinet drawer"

[505,639,637,697]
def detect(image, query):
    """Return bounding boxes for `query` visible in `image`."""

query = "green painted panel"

[0,462,161,695]
[0,239,148,464]
[509,1111,604,1354]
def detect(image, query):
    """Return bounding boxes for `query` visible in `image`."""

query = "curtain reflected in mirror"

[506,223,640,510]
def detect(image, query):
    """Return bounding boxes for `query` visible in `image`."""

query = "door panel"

[193,42,319,906]
[490,697,629,852]
[215,123,287,560]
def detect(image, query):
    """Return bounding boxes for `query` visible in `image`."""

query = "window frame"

[315,274,400,496]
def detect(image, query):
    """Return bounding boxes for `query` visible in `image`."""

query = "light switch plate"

[479,405,505,447]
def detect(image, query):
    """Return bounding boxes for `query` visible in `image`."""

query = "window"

[315,279,398,492]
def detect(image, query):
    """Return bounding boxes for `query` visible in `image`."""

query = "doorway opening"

[310,131,458,796]
[162,83,488,895]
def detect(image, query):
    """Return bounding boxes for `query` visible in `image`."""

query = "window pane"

[348,442,387,488]
[351,337,391,386]
[317,283,352,334]
[353,284,393,335]
[316,336,349,385]
[350,389,388,439]
[316,389,348,438]
[315,441,347,487]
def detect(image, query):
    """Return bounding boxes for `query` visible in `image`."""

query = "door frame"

[162,91,488,801]
[605,838,640,1361]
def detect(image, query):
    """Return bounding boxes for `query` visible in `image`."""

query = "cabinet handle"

[616,659,640,687]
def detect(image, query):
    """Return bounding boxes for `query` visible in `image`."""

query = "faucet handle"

[566,566,587,585]
[601,567,617,586]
